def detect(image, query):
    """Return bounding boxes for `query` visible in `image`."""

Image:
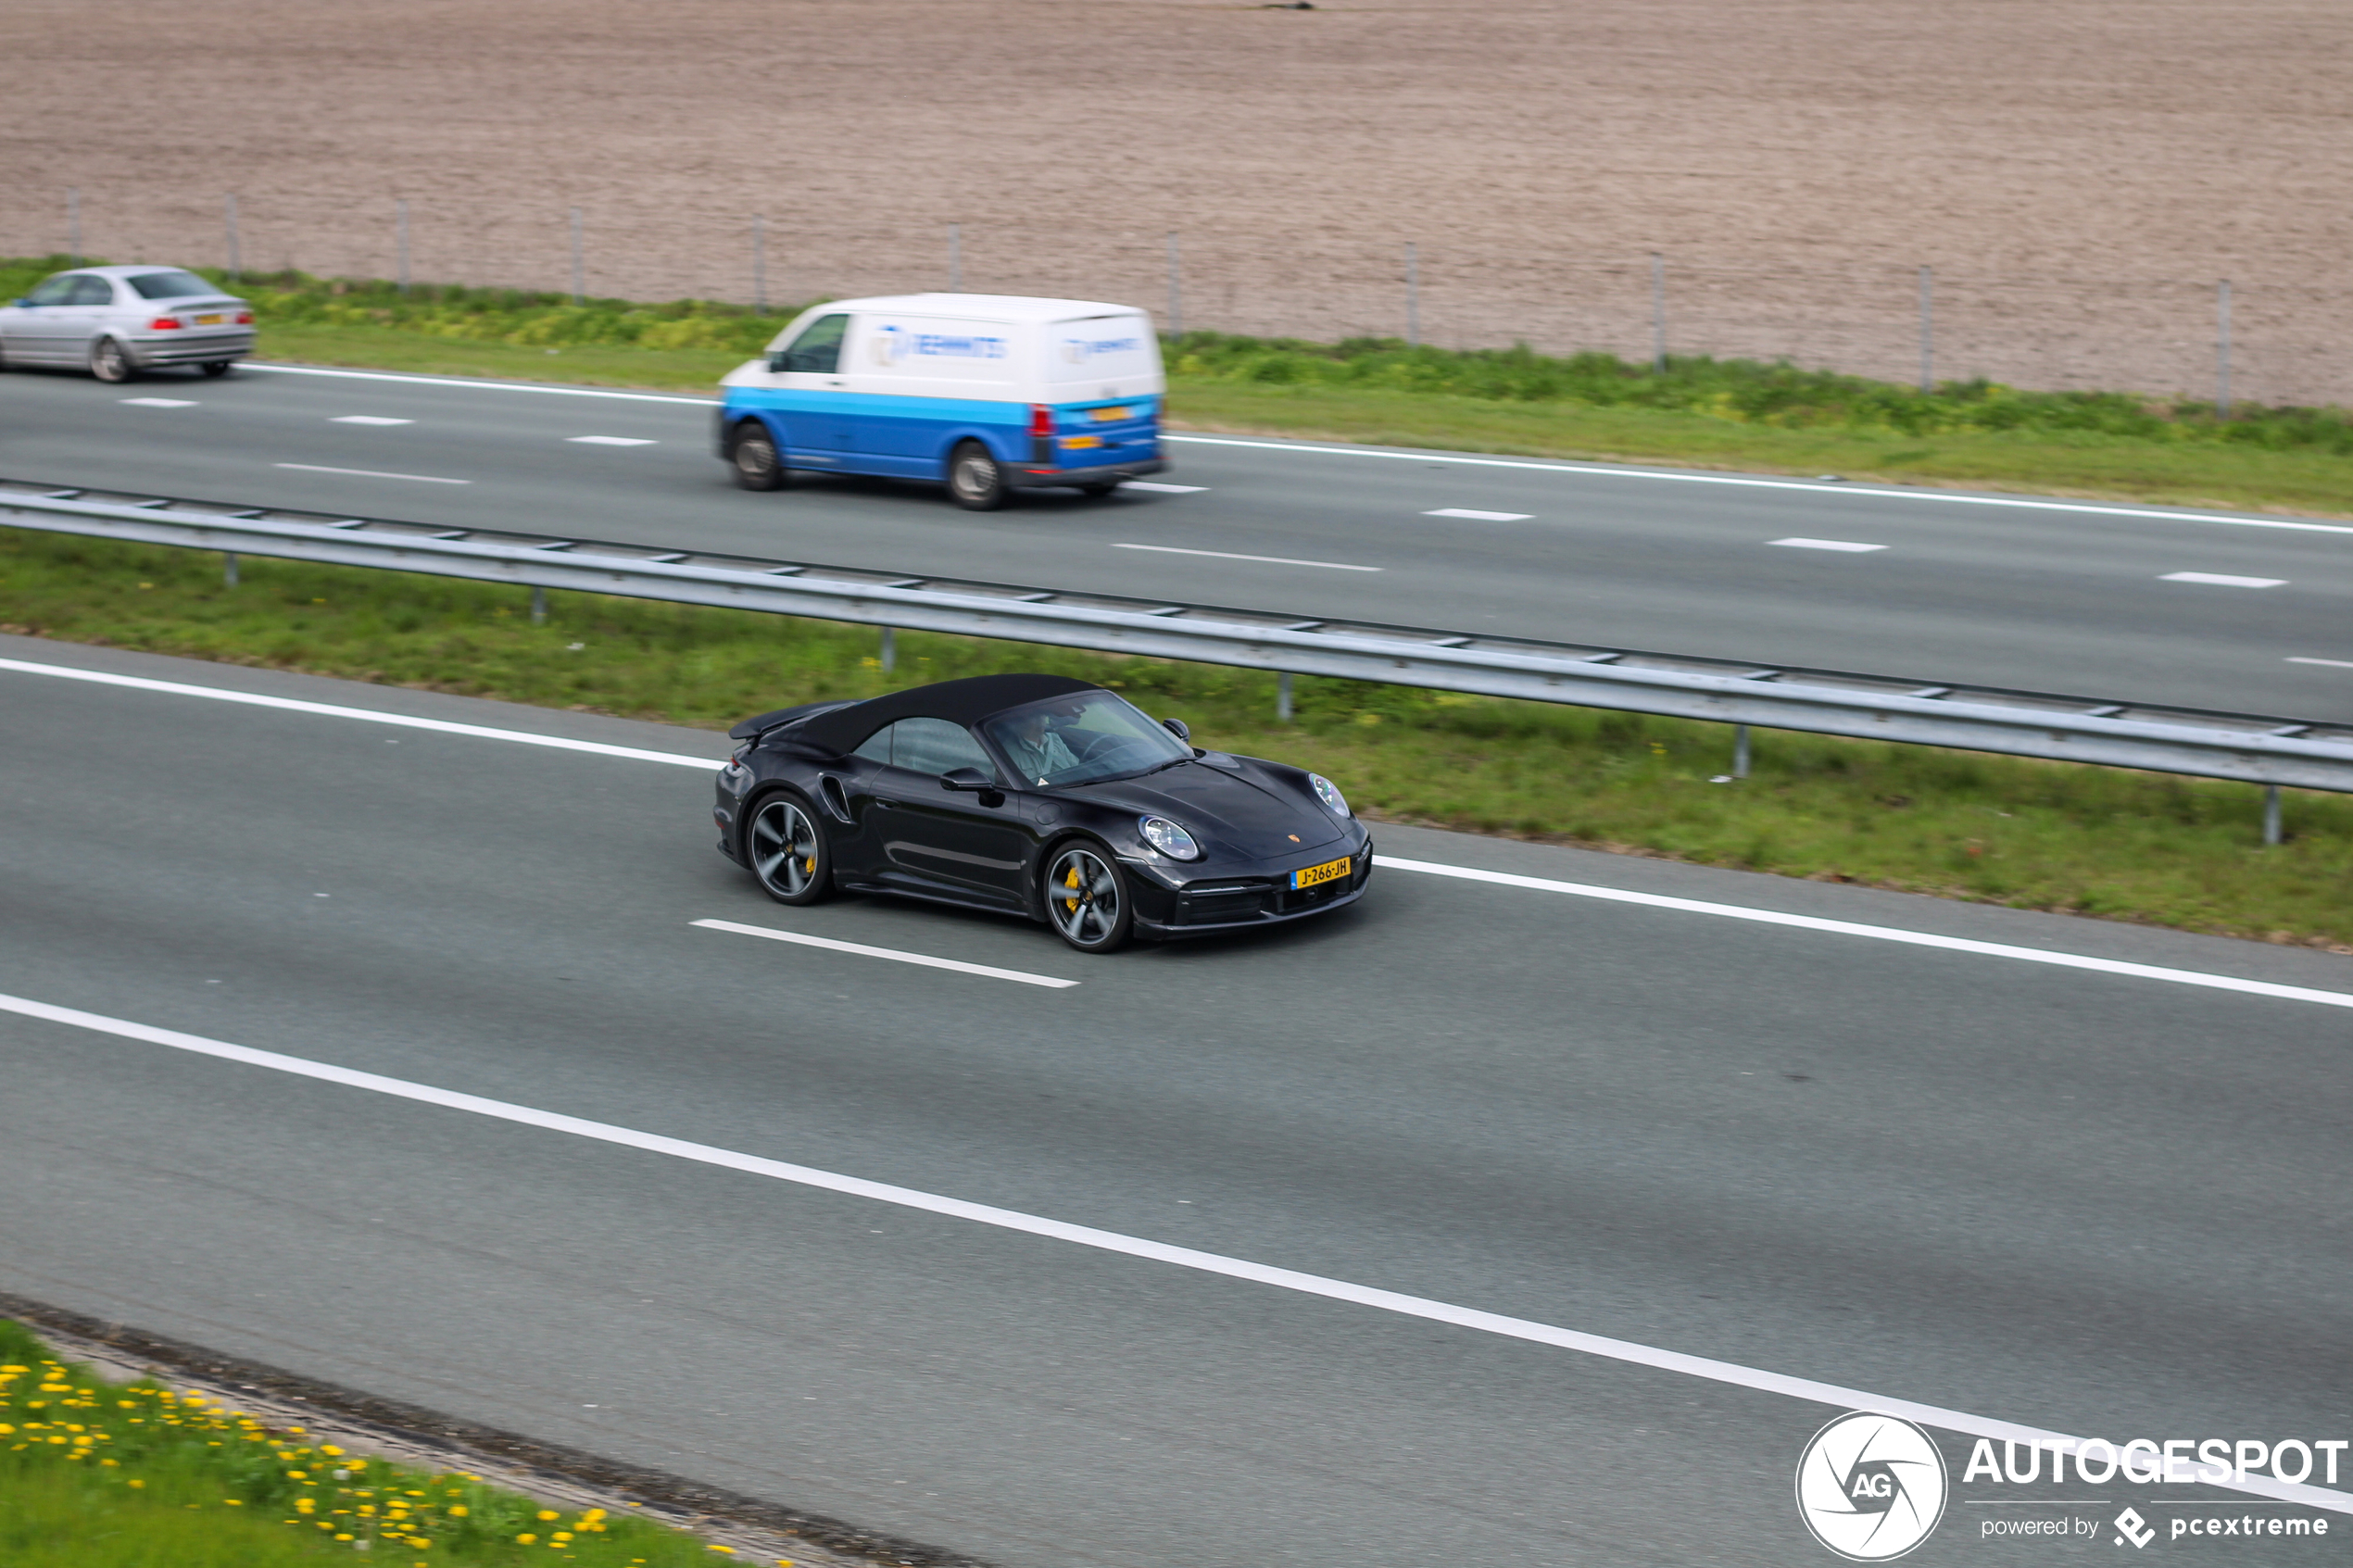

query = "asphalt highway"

[4,360,2351,721]
[3,634,2348,1565]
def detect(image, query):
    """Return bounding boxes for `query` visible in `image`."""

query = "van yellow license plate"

[1088,406,1133,422]
[1290,856,1351,890]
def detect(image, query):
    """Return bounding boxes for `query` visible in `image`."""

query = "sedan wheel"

[748,794,833,904]
[1044,844,1132,952]
[200,360,234,378]
[89,338,136,383]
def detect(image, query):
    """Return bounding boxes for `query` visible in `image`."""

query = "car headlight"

[1308,772,1351,817]
[1139,815,1202,860]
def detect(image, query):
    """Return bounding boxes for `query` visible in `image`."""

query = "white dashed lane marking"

[272,463,471,484]
[1111,543,1381,572]
[1425,508,1531,521]
[1120,481,1205,494]
[567,436,658,446]
[330,415,414,426]
[2161,571,2285,588]
[691,919,1079,988]
[2286,657,2353,670]
[120,397,197,408]
[1768,537,1887,553]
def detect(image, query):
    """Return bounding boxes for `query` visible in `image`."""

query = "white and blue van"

[717,294,1168,510]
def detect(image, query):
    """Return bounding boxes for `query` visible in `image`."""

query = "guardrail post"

[530,585,547,625]
[1277,671,1293,722]
[222,552,238,588]
[880,626,897,673]
[2263,784,2282,846]
[1733,722,1752,780]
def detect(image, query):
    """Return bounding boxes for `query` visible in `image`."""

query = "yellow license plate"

[1088,406,1133,422]
[1290,856,1351,890]
[194,313,225,325]
[1061,434,1102,450]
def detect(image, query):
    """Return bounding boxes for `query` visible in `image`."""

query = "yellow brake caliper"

[1063,865,1082,914]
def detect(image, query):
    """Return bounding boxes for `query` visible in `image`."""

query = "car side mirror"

[11,299,31,307]
[940,767,994,792]
[1161,717,1190,742]
[766,350,789,372]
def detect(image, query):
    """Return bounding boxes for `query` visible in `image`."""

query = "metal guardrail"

[6,477,2352,795]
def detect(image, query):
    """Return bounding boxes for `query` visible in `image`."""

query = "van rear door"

[1043,314,1164,472]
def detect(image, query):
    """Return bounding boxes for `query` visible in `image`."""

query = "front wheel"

[200,360,235,378]
[1043,842,1132,952]
[947,439,1007,511]
[728,420,786,491]
[90,338,136,383]
[746,793,834,904]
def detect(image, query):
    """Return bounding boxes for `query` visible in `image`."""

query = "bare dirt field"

[6,0,2350,402]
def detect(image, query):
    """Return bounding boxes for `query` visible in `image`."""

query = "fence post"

[1166,232,1181,338]
[1650,252,1666,372]
[2217,279,2233,417]
[222,552,238,588]
[1405,242,1419,346]
[224,194,240,281]
[570,207,584,305]
[1733,722,1751,780]
[879,626,897,673]
[68,187,81,267]
[2263,784,2281,846]
[396,199,409,296]
[753,214,766,314]
[1918,265,1933,393]
[1277,671,1294,722]
[530,585,547,626]
[950,224,961,292]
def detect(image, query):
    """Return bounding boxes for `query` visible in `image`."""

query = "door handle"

[871,798,896,809]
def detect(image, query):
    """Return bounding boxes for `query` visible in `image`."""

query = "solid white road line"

[1769,537,1887,553]
[120,397,197,408]
[567,436,658,446]
[0,658,721,770]
[9,653,2342,1011]
[2287,657,2353,670]
[330,415,414,426]
[1112,542,1381,571]
[272,462,470,484]
[692,918,1079,987]
[2160,571,2285,588]
[243,362,716,406]
[0,987,2343,1513]
[1166,433,2353,538]
[1425,508,1530,521]
[1120,481,1207,494]
[1377,857,2353,1010]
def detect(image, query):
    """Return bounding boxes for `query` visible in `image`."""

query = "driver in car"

[999,703,1083,785]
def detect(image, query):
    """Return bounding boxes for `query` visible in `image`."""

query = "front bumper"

[129,329,253,367]
[1127,834,1374,939]
[1008,456,1167,490]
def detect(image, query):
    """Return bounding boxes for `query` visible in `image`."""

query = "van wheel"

[947,440,1007,511]
[728,420,786,491]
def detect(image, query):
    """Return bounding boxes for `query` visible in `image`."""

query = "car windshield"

[127,270,219,300]
[983,690,1190,787]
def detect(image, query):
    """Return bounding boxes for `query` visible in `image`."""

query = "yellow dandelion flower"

[129,1480,145,1489]
[321,1444,345,1456]
[447,1505,468,1517]
[516,1534,538,1545]
[709,1549,736,1556]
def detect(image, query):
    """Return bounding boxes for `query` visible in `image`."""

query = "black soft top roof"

[794,672,1102,753]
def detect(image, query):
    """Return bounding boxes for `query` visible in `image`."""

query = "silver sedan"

[0,265,255,383]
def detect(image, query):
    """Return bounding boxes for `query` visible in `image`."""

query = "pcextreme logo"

[1796,1412,1951,1561]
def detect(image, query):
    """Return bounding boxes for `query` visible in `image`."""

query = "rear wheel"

[1079,482,1117,498]
[947,439,1007,511]
[1043,842,1132,952]
[728,420,786,491]
[200,360,234,378]
[89,338,135,383]
[746,792,834,904]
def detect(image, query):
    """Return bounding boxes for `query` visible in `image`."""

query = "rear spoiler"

[727,697,862,742]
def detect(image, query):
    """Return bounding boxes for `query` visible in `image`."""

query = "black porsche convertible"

[711,673,1372,952]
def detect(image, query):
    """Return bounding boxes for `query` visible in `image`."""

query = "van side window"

[780,313,849,374]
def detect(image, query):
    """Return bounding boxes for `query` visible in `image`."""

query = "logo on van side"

[1060,335,1142,364]
[872,323,1008,366]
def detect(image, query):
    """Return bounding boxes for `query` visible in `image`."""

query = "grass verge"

[6,527,2348,949]
[10,254,2352,516]
[0,1320,777,1565]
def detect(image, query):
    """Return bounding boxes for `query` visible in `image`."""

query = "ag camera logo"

[1795,1412,1949,1561]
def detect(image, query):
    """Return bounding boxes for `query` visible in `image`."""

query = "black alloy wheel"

[729,420,786,491]
[200,360,234,378]
[89,338,136,383]
[747,793,833,904]
[1043,843,1132,952]
[946,439,1007,511]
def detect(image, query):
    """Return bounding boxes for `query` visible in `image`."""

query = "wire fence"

[23,186,2353,409]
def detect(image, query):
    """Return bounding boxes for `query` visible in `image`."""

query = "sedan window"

[127,270,217,300]
[22,274,80,306]
[68,276,119,306]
